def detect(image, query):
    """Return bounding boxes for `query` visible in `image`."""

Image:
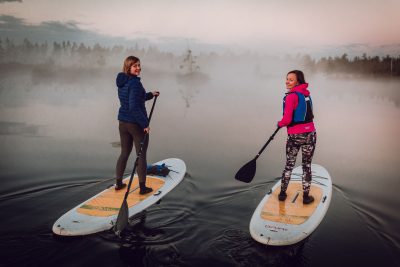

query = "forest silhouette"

[1,38,399,78]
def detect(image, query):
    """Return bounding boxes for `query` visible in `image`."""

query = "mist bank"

[1,38,399,80]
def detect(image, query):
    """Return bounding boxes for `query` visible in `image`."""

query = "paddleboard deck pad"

[250,164,332,246]
[53,158,186,236]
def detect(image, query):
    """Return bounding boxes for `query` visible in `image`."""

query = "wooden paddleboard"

[250,164,332,246]
[52,158,186,236]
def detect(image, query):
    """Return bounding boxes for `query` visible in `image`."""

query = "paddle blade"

[235,159,257,183]
[114,200,129,235]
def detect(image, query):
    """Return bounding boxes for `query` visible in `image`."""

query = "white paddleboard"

[250,164,332,246]
[53,158,186,236]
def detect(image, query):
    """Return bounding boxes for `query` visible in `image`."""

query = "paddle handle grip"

[255,127,280,159]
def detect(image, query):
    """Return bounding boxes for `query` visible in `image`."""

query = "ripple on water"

[333,184,400,254]
[99,202,196,246]
[99,212,185,266]
[118,241,183,267]
[205,228,310,267]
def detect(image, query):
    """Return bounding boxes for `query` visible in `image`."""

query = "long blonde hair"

[123,56,140,75]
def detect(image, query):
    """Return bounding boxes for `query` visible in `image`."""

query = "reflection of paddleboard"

[250,164,332,246]
[53,158,186,236]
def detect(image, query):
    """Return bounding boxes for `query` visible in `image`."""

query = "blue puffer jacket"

[116,73,154,128]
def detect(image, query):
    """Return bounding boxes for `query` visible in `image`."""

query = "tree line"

[0,38,180,69]
[296,53,400,77]
[0,38,399,77]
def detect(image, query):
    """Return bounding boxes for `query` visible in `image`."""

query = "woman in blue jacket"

[115,56,159,194]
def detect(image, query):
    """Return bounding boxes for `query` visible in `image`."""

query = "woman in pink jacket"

[277,70,317,204]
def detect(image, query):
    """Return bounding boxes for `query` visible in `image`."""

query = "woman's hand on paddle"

[152,91,160,97]
[144,127,150,134]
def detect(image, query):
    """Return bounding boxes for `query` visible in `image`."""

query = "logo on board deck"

[265,225,288,232]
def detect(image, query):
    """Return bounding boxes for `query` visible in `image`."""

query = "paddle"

[235,127,281,183]
[114,95,158,235]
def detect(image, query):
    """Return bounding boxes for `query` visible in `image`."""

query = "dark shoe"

[139,186,153,195]
[303,193,314,204]
[115,183,127,191]
[115,179,127,190]
[278,191,287,201]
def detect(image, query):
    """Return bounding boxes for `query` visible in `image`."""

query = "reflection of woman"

[277,70,317,204]
[115,56,159,194]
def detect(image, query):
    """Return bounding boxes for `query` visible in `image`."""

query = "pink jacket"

[278,83,316,135]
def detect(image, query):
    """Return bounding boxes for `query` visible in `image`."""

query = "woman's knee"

[118,151,131,162]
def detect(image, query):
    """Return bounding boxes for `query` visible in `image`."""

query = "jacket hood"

[116,73,140,88]
[116,73,129,88]
[290,83,310,96]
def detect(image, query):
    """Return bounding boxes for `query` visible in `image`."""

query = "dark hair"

[123,56,140,75]
[287,70,306,85]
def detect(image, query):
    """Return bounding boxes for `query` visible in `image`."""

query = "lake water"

[0,63,399,266]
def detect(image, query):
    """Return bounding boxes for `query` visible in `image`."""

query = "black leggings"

[116,121,148,183]
[281,131,317,194]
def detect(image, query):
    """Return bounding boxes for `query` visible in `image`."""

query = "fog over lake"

[0,46,399,266]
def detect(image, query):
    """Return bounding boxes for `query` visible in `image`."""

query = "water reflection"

[0,121,46,137]
[176,73,209,109]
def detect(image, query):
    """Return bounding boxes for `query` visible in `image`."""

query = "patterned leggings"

[281,131,317,194]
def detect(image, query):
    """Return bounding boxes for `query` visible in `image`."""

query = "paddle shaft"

[122,95,158,202]
[254,127,280,160]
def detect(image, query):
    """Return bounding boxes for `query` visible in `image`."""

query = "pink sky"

[1,0,399,49]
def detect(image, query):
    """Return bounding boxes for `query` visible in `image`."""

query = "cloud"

[0,15,225,54]
[0,14,24,25]
[0,15,145,47]
[1,14,399,57]
[0,0,22,3]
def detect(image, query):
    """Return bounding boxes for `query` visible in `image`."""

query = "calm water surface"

[0,65,399,266]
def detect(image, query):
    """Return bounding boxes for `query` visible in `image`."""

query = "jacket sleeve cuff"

[145,92,154,101]
[278,121,284,127]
